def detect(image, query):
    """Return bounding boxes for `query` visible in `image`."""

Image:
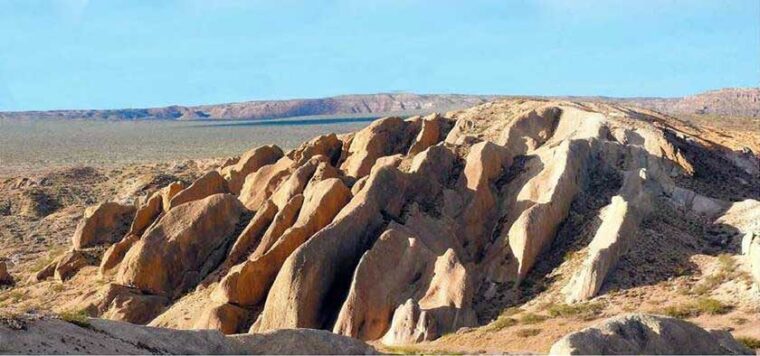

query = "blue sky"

[0,0,758,111]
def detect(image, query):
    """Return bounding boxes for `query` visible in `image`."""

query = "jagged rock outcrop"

[72,202,136,249]
[54,250,97,282]
[549,314,753,355]
[117,194,246,297]
[48,98,759,350]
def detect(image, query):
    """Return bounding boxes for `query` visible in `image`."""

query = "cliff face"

[1,88,757,121]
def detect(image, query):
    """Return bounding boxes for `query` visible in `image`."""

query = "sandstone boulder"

[72,202,136,249]
[222,200,278,269]
[99,234,140,276]
[239,157,295,211]
[160,182,186,213]
[54,250,97,282]
[340,117,420,178]
[97,283,169,325]
[287,133,342,166]
[117,194,246,297]
[221,144,283,194]
[127,192,163,237]
[193,302,251,335]
[549,314,753,355]
[168,171,229,210]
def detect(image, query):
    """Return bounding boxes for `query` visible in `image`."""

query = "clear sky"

[0,0,758,111]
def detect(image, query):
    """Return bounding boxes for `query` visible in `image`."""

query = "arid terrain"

[0,93,759,354]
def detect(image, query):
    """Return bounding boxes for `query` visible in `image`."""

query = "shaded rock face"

[49,99,759,347]
[71,202,136,249]
[117,194,245,297]
[549,314,753,355]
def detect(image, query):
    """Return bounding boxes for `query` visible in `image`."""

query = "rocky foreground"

[1,99,759,353]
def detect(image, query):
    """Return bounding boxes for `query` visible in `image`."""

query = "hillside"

[1,99,758,353]
[1,88,757,121]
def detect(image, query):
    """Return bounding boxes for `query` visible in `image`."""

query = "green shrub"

[547,302,604,320]
[58,310,90,328]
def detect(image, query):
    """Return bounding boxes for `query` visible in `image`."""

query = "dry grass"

[661,298,732,318]
[515,328,542,338]
[737,337,760,350]
[546,302,605,320]
[57,309,90,328]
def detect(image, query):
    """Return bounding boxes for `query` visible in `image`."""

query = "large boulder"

[0,315,377,354]
[96,283,169,325]
[117,194,246,297]
[287,133,343,166]
[54,250,97,282]
[99,234,140,276]
[340,117,420,178]
[127,192,163,237]
[168,171,229,210]
[239,157,295,211]
[549,314,753,355]
[221,145,284,194]
[72,202,136,249]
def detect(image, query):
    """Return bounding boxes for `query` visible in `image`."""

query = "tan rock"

[128,192,163,237]
[287,133,342,166]
[255,167,408,331]
[215,178,351,307]
[193,302,251,335]
[98,284,169,325]
[99,234,140,277]
[340,117,420,178]
[239,156,294,211]
[54,250,96,282]
[269,156,323,209]
[408,114,444,155]
[72,202,136,249]
[549,314,752,355]
[221,145,283,194]
[251,195,304,259]
[168,171,229,210]
[160,182,186,213]
[117,194,245,297]
[222,200,278,269]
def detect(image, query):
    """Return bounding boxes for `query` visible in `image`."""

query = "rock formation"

[43,99,759,351]
[549,314,753,355]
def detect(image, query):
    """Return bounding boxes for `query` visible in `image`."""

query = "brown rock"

[238,157,294,211]
[128,192,163,237]
[222,200,278,269]
[193,302,251,335]
[220,145,283,194]
[287,133,342,166]
[99,234,140,277]
[168,171,229,210]
[340,117,420,178]
[71,202,136,249]
[215,178,351,307]
[160,182,186,213]
[255,166,408,331]
[0,261,14,286]
[97,284,169,325]
[408,114,444,155]
[117,194,245,297]
[54,250,97,282]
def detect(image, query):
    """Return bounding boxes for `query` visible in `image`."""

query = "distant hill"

[0,88,757,121]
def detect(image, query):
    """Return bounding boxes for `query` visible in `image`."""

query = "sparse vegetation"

[690,254,744,296]
[737,337,760,350]
[519,313,549,324]
[546,302,604,320]
[515,328,542,338]
[484,316,518,331]
[58,309,90,328]
[661,298,732,318]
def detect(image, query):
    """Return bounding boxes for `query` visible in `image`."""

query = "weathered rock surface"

[117,194,245,297]
[128,192,163,237]
[54,250,97,282]
[168,171,229,210]
[549,314,753,355]
[221,144,284,195]
[71,202,136,249]
[0,315,376,355]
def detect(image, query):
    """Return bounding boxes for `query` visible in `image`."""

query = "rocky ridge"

[4,99,759,352]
